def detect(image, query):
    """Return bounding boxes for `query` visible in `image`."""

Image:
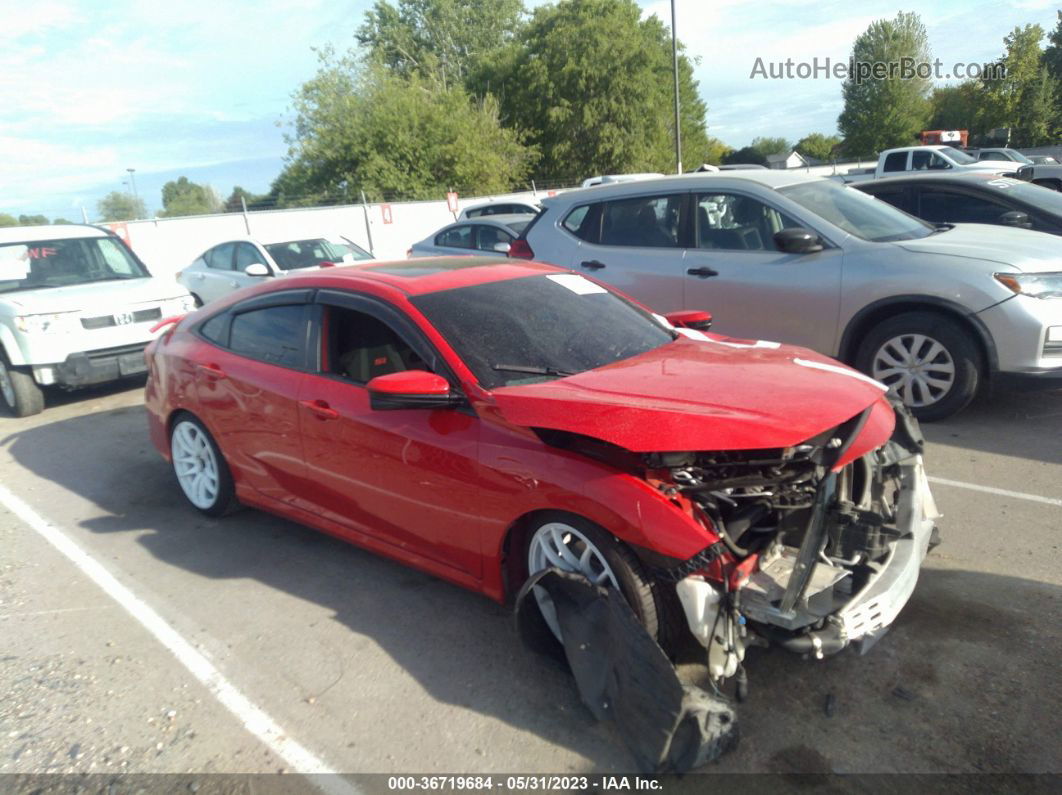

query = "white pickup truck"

[0,225,196,417]
[841,145,1019,183]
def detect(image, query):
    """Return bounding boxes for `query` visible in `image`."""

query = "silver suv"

[513,172,1062,420]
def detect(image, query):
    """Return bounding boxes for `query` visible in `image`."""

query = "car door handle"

[229,280,239,287]
[686,266,719,278]
[196,363,226,379]
[580,260,606,270]
[299,399,339,420]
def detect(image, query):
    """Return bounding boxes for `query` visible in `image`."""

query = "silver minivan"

[515,172,1062,420]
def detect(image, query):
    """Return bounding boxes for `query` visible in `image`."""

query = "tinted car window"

[779,180,933,242]
[862,186,908,212]
[919,190,1010,224]
[475,225,513,251]
[199,313,229,345]
[883,152,908,172]
[228,305,307,368]
[324,305,426,383]
[410,274,674,389]
[234,243,262,269]
[563,205,592,239]
[599,195,683,247]
[695,193,801,251]
[436,225,473,248]
[205,243,236,270]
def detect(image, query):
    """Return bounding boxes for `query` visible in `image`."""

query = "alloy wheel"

[527,522,619,639]
[871,333,956,408]
[171,420,221,510]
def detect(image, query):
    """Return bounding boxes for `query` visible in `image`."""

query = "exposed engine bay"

[646,401,939,693]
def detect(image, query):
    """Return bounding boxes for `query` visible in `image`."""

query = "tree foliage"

[488,0,709,178]
[276,55,534,202]
[794,133,842,161]
[721,147,768,167]
[17,214,49,226]
[749,136,791,158]
[927,82,983,131]
[223,186,272,213]
[52,217,74,225]
[0,213,18,227]
[838,12,932,157]
[980,25,1057,146]
[97,192,146,222]
[357,0,524,87]
[159,177,222,217]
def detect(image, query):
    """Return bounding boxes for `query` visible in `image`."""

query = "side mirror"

[773,228,823,254]
[244,263,270,277]
[665,310,712,331]
[367,371,463,411]
[492,242,512,254]
[998,210,1032,229]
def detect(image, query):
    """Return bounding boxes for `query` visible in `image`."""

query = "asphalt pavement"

[1,379,1059,784]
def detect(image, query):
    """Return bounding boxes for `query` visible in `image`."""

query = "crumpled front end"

[651,400,939,688]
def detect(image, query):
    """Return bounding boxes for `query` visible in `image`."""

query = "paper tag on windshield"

[546,273,607,295]
[0,245,30,279]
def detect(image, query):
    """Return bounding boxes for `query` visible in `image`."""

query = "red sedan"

[145,257,938,687]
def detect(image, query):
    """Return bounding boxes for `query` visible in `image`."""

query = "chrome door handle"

[686,266,719,278]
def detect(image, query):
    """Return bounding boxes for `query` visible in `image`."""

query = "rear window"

[882,152,908,172]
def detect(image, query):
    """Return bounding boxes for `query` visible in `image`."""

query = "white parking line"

[927,476,1062,508]
[0,483,358,795]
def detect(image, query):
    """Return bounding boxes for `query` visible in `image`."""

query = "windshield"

[265,238,366,270]
[1002,149,1034,164]
[339,238,374,261]
[779,180,935,242]
[0,236,149,294]
[988,178,1062,214]
[410,273,675,389]
[945,148,977,164]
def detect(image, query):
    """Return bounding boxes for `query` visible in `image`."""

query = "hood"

[957,161,1018,173]
[893,224,1062,271]
[491,335,890,452]
[0,277,189,314]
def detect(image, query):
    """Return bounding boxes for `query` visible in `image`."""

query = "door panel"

[684,191,843,353]
[296,373,485,577]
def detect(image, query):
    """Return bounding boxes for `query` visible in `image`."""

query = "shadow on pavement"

[922,386,1062,466]
[2,405,1060,774]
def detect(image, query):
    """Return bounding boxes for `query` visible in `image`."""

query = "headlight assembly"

[14,312,78,333]
[994,272,1062,299]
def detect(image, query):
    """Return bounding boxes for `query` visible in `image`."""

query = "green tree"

[687,136,731,167]
[17,214,49,226]
[1044,11,1062,132]
[981,25,1056,146]
[492,0,709,178]
[838,12,932,156]
[52,217,74,225]
[794,133,842,161]
[357,0,525,88]
[749,136,791,158]
[97,192,146,222]
[927,82,985,133]
[0,213,18,227]
[223,186,272,213]
[159,177,222,217]
[277,56,534,202]
[721,146,768,167]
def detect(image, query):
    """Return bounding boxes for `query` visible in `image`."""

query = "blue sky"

[1,0,1059,219]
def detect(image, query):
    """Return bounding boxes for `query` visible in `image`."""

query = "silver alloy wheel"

[527,522,619,639]
[871,333,956,408]
[171,420,221,510]
[0,361,14,408]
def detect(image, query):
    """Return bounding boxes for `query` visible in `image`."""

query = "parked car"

[408,215,532,257]
[0,224,196,417]
[145,257,936,696]
[1028,155,1060,165]
[581,173,664,188]
[512,172,1062,420]
[458,200,540,220]
[178,234,373,305]
[964,148,1062,190]
[855,173,1062,235]
[840,145,1018,183]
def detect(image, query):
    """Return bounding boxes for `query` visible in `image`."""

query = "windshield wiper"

[491,363,576,377]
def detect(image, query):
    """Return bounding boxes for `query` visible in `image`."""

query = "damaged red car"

[145,257,939,692]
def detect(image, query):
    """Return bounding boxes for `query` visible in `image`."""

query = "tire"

[855,311,981,422]
[191,294,204,308]
[169,413,238,516]
[524,512,663,646]
[0,351,45,417]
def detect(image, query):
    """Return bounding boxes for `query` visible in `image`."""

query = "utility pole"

[126,168,139,216]
[671,0,682,174]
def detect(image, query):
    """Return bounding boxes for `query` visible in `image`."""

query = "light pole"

[126,168,139,210]
[671,0,682,174]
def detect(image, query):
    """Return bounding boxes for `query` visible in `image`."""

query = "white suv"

[0,225,196,417]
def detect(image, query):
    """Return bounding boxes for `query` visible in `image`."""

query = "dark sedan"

[855,173,1062,235]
